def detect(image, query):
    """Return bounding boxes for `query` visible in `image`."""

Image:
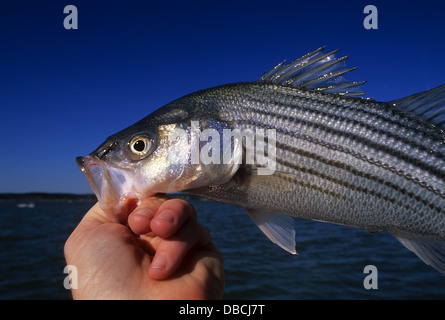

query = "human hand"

[64,195,224,299]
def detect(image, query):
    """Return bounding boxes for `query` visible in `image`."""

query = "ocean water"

[1,199,445,300]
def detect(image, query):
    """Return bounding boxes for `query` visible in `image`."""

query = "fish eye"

[129,134,152,157]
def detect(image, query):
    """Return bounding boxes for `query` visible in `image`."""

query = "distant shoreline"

[0,193,97,202]
[0,192,205,203]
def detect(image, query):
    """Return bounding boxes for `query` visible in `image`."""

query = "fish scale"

[77,47,445,274]
[218,83,445,195]
[183,80,445,268]
[186,83,445,218]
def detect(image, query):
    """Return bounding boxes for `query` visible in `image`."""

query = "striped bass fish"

[76,47,445,275]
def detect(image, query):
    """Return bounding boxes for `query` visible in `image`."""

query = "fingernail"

[151,252,168,270]
[156,209,174,223]
[132,208,153,218]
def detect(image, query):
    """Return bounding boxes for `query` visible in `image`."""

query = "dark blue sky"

[1,0,444,193]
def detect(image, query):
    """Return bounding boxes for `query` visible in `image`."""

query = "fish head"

[76,104,240,221]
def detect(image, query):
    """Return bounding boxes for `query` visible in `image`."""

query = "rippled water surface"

[1,199,444,299]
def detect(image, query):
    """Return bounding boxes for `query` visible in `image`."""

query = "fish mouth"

[76,155,140,222]
[76,156,106,202]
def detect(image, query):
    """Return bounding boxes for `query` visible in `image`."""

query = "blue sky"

[1,0,444,194]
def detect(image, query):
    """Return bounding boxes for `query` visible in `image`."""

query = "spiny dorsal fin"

[389,84,445,130]
[260,47,366,97]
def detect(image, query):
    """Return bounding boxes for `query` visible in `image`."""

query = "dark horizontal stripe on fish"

[273,140,445,214]
[265,168,351,203]
[251,127,445,214]
[242,94,444,167]
[240,83,442,143]
[233,118,445,199]
[234,105,445,185]
[270,94,442,159]
[290,86,437,135]
[272,157,430,215]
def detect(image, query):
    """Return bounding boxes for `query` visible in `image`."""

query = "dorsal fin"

[260,47,366,97]
[389,84,445,130]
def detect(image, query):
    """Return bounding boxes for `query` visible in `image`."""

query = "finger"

[148,219,209,280]
[81,202,112,225]
[150,199,197,238]
[143,224,211,254]
[127,195,170,235]
[197,226,212,250]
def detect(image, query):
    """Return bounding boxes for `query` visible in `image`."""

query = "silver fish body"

[185,82,445,238]
[77,48,445,274]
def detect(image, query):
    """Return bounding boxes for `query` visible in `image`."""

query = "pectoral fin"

[245,208,297,254]
[395,235,445,275]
